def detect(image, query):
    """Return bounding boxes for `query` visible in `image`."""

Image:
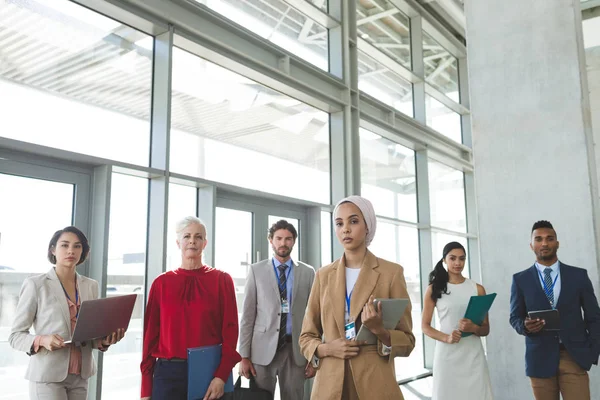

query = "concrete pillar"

[464,0,600,398]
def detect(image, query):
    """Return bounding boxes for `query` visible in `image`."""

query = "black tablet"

[528,309,560,331]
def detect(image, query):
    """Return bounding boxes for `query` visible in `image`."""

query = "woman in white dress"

[422,242,494,400]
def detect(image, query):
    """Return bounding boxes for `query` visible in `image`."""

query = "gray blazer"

[239,259,315,367]
[9,268,99,382]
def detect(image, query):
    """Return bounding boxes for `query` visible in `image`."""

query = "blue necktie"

[543,268,554,306]
[277,265,288,350]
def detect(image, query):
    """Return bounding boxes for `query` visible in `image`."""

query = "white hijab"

[333,195,377,247]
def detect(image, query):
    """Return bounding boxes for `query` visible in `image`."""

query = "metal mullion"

[357,37,421,84]
[277,0,341,28]
[86,165,112,400]
[410,14,426,124]
[145,27,173,301]
[415,149,434,370]
[424,83,469,115]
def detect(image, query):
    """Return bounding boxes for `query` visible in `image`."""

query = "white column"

[465,0,600,398]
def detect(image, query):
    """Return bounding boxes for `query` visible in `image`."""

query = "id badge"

[281,299,290,314]
[344,321,356,340]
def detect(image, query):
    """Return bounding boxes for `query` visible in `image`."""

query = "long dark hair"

[429,241,466,301]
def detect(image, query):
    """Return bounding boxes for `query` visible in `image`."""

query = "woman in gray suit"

[9,226,124,400]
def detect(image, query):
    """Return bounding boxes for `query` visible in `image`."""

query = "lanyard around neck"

[58,276,79,313]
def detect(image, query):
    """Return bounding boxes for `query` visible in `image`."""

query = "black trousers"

[152,359,188,400]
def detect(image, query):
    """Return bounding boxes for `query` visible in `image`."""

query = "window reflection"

[428,160,466,232]
[423,32,459,102]
[103,173,148,398]
[0,0,153,165]
[194,0,328,70]
[369,222,425,379]
[358,51,413,117]
[170,46,330,204]
[357,1,411,68]
[360,129,417,222]
[167,184,198,270]
[426,94,462,143]
[0,174,73,398]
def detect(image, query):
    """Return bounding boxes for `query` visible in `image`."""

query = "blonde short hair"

[175,216,206,240]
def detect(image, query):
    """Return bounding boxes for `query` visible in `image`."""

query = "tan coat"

[299,251,415,400]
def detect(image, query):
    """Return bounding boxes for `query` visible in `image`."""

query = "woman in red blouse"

[140,216,241,400]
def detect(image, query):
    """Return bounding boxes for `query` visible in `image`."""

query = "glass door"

[213,195,309,314]
[0,158,90,400]
[214,195,309,400]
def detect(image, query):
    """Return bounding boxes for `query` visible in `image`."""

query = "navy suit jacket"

[510,262,600,378]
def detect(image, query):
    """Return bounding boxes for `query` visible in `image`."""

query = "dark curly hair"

[268,220,298,240]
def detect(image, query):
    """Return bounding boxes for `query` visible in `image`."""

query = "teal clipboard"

[461,293,496,337]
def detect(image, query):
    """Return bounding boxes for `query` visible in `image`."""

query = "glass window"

[426,94,462,143]
[267,215,300,263]
[195,0,328,70]
[357,1,411,68]
[321,211,332,266]
[360,129,417,222]
[358,51,413,117]
[214,207,253,316]
[428,160,466,232]
[103,173,148,398]
[369,222,424,380]
[166,184,198,270]
[0,0,153,166]
[423,32,459,102]
[306,0,327,12]
[431,232,469,278]
[170,47,330,204]
[0,174,73,398]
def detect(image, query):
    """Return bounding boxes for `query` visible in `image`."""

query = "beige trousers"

[529,349,590,400]
[29,374,88,400]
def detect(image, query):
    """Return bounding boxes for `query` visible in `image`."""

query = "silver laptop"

[64,294,137,345]
[355,298,410,345]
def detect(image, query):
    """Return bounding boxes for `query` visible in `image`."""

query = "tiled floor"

[400,376,433,400]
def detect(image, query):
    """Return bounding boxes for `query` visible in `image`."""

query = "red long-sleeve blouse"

[140,266,241,398]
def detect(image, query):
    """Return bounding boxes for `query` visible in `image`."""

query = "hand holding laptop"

[361,295,385,336]
[95,328,126,348]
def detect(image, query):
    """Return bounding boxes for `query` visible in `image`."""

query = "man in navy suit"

[510,220,600,399]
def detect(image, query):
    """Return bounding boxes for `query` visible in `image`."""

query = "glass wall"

[170,46,330,204]
[103,173,148,398]
[428,160,467,232]
[360,130,417,222]
[0,174,74,399]
[357,0,412,69]
[423,31,459,102]
[166,184,198,270]
[196,0,328,70]
[0,0,472,396]
[0,0,153,165]
[369,223,424,380]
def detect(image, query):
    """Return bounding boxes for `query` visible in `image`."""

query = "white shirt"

[345,268,361,323]
[535,260,561,306]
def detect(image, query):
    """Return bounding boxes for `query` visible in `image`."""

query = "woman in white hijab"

[299,196,415,400]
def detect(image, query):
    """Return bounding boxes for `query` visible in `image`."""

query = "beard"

[537,249,557,261]
[273,245,291,258]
